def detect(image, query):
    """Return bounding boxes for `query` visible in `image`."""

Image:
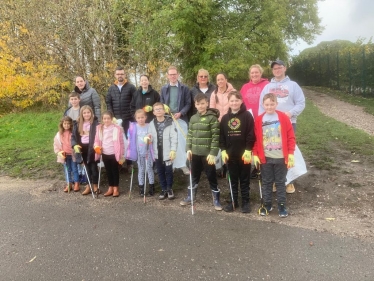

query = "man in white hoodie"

[258,60,305,193]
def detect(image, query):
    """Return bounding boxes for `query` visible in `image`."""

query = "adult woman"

[189,69,216,118]
[209,73,235,122]
[130,75,160,123]
[240,64,269,119]
[74,76,101,121]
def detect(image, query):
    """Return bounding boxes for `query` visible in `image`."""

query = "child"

[148,102,177,200]
[219,91,255,213]
[126,109,155,196]
[253,93,295,217]
[64,92,81,121]
[53,116,80,192]
[180,93,222,210]
[94,111,125,197]
[71,105,100,195]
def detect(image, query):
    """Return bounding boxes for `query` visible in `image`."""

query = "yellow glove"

[221,150,229,164]
[186,150,192,160]
[73,145,82,153]
[143,105,153,112]
[94,146,101,155]
[143,135,152,144]
[287,154,295,169]
[241,150,252,164]
[169,150,176,161]
[163,104,171,114]
[206,154,215,165]
[112,117,118,124]
[253,155,261,168]
[57,151,65,159]
[118,157,125,165]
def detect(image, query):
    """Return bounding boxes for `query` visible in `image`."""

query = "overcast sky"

[290,0,374,55]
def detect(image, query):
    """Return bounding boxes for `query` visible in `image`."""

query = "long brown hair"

[58,116,73,135]
[78,105,94,136]
[214,72,228,104]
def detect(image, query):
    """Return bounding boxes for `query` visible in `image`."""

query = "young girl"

[53,116,79,192]
[126,109,155,196]
[71,105,99,195]
[94,111,125,197]
[219,91,255,213]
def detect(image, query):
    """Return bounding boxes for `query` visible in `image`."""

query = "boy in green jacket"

[180,93,222,210]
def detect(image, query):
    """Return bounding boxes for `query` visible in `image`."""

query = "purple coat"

[126,122,154,161]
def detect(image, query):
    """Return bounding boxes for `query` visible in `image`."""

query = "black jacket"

[106,82,137,122]
[130,86,160,123]
[219,103,255,160]
[189,82,216,118]
[71,117,99,164]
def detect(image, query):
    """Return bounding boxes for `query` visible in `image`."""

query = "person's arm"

[209,116,220,156]
[186,119,193,151]
[106,87,113,113]
[210,91,216,109]
[160,86,166,104]
[219,118,226,151]
[91,88,101,121]
[130,91,137,118]
[169,122,178,152]
[53,133,62,154]
[258,87,267,116]
[289,83,305,117]
[179,86,192,117]
[245,112,256,151]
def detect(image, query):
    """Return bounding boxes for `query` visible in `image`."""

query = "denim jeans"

[65,154,79,183]
[260,157,287,205]
[155,158,173,191]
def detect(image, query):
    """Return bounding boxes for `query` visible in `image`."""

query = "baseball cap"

[271,60,286,68]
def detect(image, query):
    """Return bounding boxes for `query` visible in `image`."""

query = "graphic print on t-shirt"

[262,120,283,158]
[268,84,289,104]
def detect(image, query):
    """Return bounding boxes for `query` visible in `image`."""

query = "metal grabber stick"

[144,142,149,204]
[97,155,102,198]
[188,157,194,215]
[82,163,95,199]
[226,162,235,211]
[129,164,134,199]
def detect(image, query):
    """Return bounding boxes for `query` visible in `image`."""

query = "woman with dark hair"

[130,75,160,123]
[74,76,101,121]
[209,73,236,122]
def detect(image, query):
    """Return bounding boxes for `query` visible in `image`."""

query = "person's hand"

[118,157,125,165]
[186,150,192,160]
[163,104,171,114]
[112,117,118,124]
[94,146,102,155]
[73,145,82,153]
[143,105,153,113]
[206,154,215,165]
[221,150,229,164]
[143,134,152,144]
[241,150,252,164]
[285,112,292,119]
[173,112,181,119]
[253,155,261,168]
[287,154,295,168]
[169,150,176,161]
[57,151,65,159]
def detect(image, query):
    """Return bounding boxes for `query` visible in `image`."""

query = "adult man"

[106,66,137,171]
[160,66,192,175]
[258,60,305,194]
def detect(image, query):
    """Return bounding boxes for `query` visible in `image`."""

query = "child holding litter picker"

[126,109,155,197]
[71,105,100,195]
[219,91,255,213]
[253,93,295,217]
[148,102,177,200]
[180,93,222,210]
[93,111,125,197]
[53,116,80,192]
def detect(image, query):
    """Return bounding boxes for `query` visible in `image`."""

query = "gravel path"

[303,88,374,135]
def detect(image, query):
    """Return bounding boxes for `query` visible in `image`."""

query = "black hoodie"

[219,103,255,160]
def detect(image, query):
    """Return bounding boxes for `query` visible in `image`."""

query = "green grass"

[0,109,62,178]
[306,86,374,116]
[297,99,374,170]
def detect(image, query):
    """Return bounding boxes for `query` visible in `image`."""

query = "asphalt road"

[0,184,373,281]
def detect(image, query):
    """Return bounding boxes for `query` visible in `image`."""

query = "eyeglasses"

[168,73,178,76]
[272,67,284,71]
[154,108,164,111]
[199,75,208,78]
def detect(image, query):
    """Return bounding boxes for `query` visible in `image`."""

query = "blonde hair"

[197,69,209,82]
[135,109,147,118]
[263,93,277,103]
[249,64,264,75]
[78,105,94,136]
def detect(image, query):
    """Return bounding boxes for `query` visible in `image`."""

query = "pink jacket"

[53,132,75,163]
[240,78,269,118]
[209,82,236,121]
[94,124,124,162]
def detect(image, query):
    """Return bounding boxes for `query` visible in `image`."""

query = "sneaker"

[181,166,190,175]
[241,202,251,213]
[223,201,239,212]
[259,204,273,216]
[167,189,175,200]
[278,203,288,218]
[272,183,276,193]
[158,190,167,200]
[286,183,295,194]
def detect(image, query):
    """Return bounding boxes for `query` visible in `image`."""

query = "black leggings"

[102,154,120,186]
[81,144,98,184]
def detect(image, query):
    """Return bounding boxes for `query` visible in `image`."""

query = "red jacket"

[253,110,295,164]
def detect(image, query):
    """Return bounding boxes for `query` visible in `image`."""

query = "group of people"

[53,60,305,217]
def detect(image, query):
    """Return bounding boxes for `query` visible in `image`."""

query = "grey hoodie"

[258,76,305,123]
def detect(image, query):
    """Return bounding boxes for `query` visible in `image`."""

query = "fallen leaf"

[325,218,335,221]
[351,160,360,163]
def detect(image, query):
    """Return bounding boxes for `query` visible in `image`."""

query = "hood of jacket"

[216,82,235,95]
[198,108,220,119]
[227,102,247,115]
[248,78,268,86]
[137,85,155,94]
[270,76,291,84]
[74,80,91,94]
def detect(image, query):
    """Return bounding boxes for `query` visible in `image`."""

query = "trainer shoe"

[286,183,295,194]
[278,203,288,217]
[167,189,175,200]
[158,190,167,200]
[241,202,251,213]
[259,204,273,216]
[181,166,190,175]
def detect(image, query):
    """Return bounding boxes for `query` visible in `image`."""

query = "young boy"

[64,92,81,121]
[253,93,295,217]
[180,93,222,211]
[148,102,178,200]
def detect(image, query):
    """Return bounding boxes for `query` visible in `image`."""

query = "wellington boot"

[113,186,120,197]
[104,186,114,197]
[81,185,91,195]
[73,182,80,192]
[93,184,101,195]
[63,183,72,193]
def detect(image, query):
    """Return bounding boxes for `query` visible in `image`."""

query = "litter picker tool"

[97,155,102,198]
[188,157,195,215]
[63,162,70,193]
[82,163,95,199]
[144,142,149,204]
[226,164,235,211]
[257,166,267,215]
[129,164,134,199]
